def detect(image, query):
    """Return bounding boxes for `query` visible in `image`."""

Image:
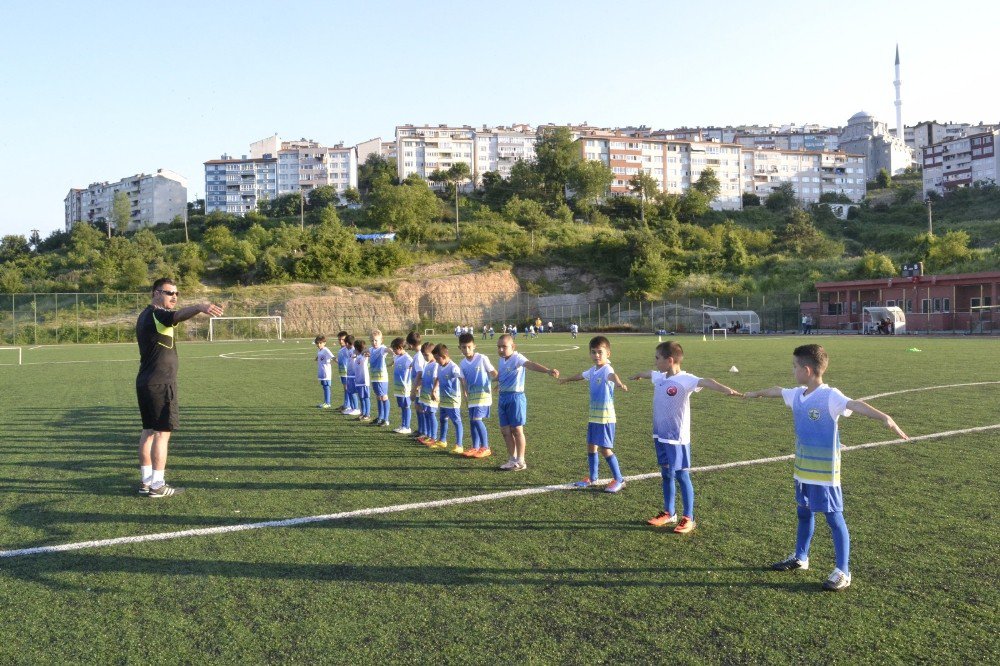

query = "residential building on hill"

[204,155,277,214]
[921,129,999,198]
[64,169,187,231]
[742,149,866,203]
[396,125,476,184]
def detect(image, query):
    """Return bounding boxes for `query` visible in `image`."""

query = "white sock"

[151,470,165,487]
[140,465,153,483]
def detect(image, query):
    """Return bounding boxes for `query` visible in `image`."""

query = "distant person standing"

[135,278,223,498]
[802,314,809,335]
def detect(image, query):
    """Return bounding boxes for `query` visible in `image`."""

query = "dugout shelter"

[863,306,906,334]
[702,310,760,334]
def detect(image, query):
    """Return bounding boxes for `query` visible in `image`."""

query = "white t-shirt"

[316,347,334,381]
[651,370,702,445]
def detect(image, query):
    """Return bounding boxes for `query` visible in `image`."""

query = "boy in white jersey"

[432,344,466,454]
[495,333,559,471]
[352,339,372,422]
[341,335,360,416]
[458,332,498,459]
[745,344,908,591]
[405,331,424,440]
[335,331,353,412]
[559,336,629,493]
[390,337,414,434]
[631,341,741,533]
[416,342,442,447]
[314,335,335,409]
[368,329,391,427]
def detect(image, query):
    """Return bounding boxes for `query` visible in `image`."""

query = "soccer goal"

[710,328,728,340]
[424,329,435,336]
[0,346,22,365]
[209,316,283,342]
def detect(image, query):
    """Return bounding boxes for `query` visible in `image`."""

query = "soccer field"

[0,334,997,663]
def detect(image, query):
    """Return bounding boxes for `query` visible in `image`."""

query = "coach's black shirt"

[136,305,179,386]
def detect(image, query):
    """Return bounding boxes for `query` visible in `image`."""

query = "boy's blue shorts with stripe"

[587,422,616,448]
[468,405,491,420]
[654,439,691,469]
[498,392,526,428]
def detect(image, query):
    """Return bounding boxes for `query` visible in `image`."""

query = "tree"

[677,188,711,222]
[342,187,362,205]
[367,180,441,245]
[0,235,30,262]
[853,250,896,279]
[507,159,546,203]
[742,192,761,207]
[132,229,164,264]
[923,230,973,271]
[111,191,131,237]
[533,126,580,205]
[503,196,550,233]
[629,172,660,227]
[307,185,340,210]
[568,160,613,218]
[446,162,472,239]
[875,168,892,189]
[266,193,302,218]
[721,224,751,272]
[358,154,397,198]
[66,223,106,268]
[0,264,24,292]
[779,209,843,259]
[765,182,798,212]
[692,167,721,202]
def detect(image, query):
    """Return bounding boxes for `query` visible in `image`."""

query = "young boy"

[495,333,559,471]
[416,342,441,447]
[368,329,391,427]
[314,335,334,409]
[459,332,498,459]
[558,336,629,493]
[335,331,352,413]
[744,344,908,591]
[630,340,742,533]
[352,339,372,422]
[390,337,414,434]
[341,334,360,416]
[432,344,466,454]
[407,332,425,441]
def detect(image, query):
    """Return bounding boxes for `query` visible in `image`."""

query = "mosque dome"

[848,111,874,124]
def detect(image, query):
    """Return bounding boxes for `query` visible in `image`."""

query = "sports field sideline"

[0,334,996,663]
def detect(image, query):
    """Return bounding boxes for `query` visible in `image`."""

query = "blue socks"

[470,419,488,449]
[605,453,622,482]
[588,452,599,480]
[360,395,370,417]
[795,508,850,573]
[439,413,463,446]
[401,405,411,429]
[377,398,389,422]
[425,411,438,440]
[321,381,331,405]
[660,467,694,517]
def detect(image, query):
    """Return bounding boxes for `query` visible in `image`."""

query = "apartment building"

[396,125,476,183]
[64,169,187,231]
[742,150,866,203]
[274,139,357,197]
[473,125,537,180]
[204,155,278,214]
[922,129,999,198]
[578,132,743,210]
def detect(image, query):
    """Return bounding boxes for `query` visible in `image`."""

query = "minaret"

[894,44,903,141]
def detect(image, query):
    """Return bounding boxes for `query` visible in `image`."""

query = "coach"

[136,278,223,498]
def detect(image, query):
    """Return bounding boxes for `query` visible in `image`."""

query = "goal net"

[208,316,284,342]
[0,346,22,366]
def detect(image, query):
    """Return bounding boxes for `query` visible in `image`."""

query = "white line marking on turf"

[1,381,997,559]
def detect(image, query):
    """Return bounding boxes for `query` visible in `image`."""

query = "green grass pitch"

[0,334,997,663]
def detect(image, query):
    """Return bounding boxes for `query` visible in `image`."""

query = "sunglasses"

[157,289,179,296]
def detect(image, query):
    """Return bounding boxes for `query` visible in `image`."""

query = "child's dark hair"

[314,335,327,344]
[656,340,683,361]
[589,335,611,351]
[458,333,475,345]
[433,343,450,358]
[793,344,829,374]
[390,337,406,351]
[420,341,435,354]
[354,339,366,353]
[406,330,421,347]
[344,334,355,346]
[337,331,348,340]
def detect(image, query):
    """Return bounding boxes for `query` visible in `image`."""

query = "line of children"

[559,336,629,493]
[630,341,741,533]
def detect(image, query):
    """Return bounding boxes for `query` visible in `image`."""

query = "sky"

[0,0,996,239]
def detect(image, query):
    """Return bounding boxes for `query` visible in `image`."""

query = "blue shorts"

[498,392,526,428]
[440,407,461,421]
[587,422,616,448]
[423,404,438,416]
[339,375,348,385]
[654,439,691,470]
[795,480,844,513]
[355,386,370,401]
[372,381,388,398]
[396,396,411,409]
[319,379,331,387]
[345,378,356,392]
[468,405,491,420]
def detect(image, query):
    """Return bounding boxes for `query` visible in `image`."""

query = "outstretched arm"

[557,372,584,385]
[173,302,223,324]
[698,377,741,397]
[524,360,559,379]
[630,370,653,381]
[743,386,784,399]
[609,372,628,392]
[847,400,909,439]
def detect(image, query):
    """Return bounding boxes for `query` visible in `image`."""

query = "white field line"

[0,382,996,560]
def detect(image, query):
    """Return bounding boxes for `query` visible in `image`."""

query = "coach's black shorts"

[137,383,179,431]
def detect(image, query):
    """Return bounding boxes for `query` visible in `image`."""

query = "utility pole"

[300,187,305,230]
[454,180,460,241]
[925,198,933,237]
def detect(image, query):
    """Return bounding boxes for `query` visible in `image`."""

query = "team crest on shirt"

[808,409,821,421]
[666,386,678,396]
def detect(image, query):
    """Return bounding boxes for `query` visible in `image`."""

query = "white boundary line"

[1,382,997,560]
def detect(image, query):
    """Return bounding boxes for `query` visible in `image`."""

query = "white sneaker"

[393,427,412,434]
[513,460,527,471]
[345,409,361,416]
[499,458,518,471]
[823,568,852,591]
[317,403,331,409]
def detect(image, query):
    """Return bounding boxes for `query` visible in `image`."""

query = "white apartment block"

[579,132,743,210]
[275,139,357,197]
[204,155,278,214]
[742,150,866,204]
[396,125,476,184]
[64,169,187,232]
[474,125,537,181]
[922,130,999,198]
[907,121,998,165]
